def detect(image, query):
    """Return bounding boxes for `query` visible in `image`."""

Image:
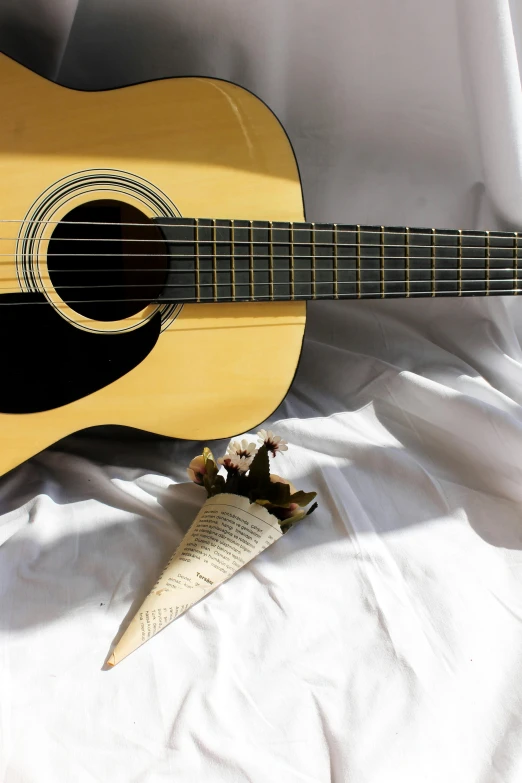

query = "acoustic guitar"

[0,53,519,476]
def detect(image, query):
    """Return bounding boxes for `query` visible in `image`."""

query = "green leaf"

[236,473,251,498]
[288,491,317,507]
[280,502,319,534]
[256,485,315,508]
[209,475,226,496]
[266,480,292,506]
[247,445,271,500]
[255,483,316,508]
[203,447,218,482]
[249,444,270,482]
[224,470,241,496]
[199,448,219,498]
[202,474,213,497]
[279,510,308,532]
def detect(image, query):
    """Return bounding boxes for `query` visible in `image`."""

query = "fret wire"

[268,220,274,304]
[249,220,254,301]
[513,231,518,296]
[334,224,339,299]
[380,226,385,298]
[356,225,361,299]
[312,223,317,299]
[431,228,436,297]
[195,218,201,303]
[486,230,490,295]
[269,221,274,300]
[405,227,410,298]
[231,219,236,302]
[458,230,462,297]
[290,224,295,300]
[212,220,218,302]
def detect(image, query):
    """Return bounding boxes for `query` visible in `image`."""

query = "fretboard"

[154,218,522,303]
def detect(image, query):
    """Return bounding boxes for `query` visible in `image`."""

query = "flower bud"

[187,455,206,485]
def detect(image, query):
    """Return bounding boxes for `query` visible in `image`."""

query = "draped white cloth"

[2,1,522,780]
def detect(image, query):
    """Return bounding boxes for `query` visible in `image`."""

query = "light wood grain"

[0,55,306,475]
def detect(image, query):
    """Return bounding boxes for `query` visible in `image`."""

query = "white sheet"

[2,1,522,780]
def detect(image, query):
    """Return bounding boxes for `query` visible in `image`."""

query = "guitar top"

[0,53,518,476]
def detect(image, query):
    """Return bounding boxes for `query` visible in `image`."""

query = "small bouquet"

[188,429,318,533]
[108,431,317,666]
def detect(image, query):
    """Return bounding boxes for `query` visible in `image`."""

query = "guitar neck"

[156,218,522,303]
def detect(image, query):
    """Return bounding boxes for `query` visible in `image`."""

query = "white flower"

[257,429,289,456]
[218,454,253,473]
[233,455,253,472]
[226,439,258,460]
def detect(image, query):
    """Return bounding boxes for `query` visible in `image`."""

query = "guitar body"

[0,54,306,476]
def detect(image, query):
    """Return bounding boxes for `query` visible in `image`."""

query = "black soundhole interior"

[47,200,167,321]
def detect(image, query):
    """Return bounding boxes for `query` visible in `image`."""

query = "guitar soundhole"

[47,200,167,321]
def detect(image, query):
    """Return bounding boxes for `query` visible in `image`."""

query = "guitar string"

[0,217,518,242]
[0,248,515,258]
[0,289,518,305]
[0,236,516,250]
[0,252,515,264]
[0,273,513,292]
[0,276,516,293]
[0,251,516,269]
[0,234,514,296]
[0,259,515,276]
[0,258,515,287]
[0,265,515,282]
[0,265,509,273]
[0,247,514,277]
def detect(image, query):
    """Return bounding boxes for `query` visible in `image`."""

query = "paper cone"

[107,493,283,666]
